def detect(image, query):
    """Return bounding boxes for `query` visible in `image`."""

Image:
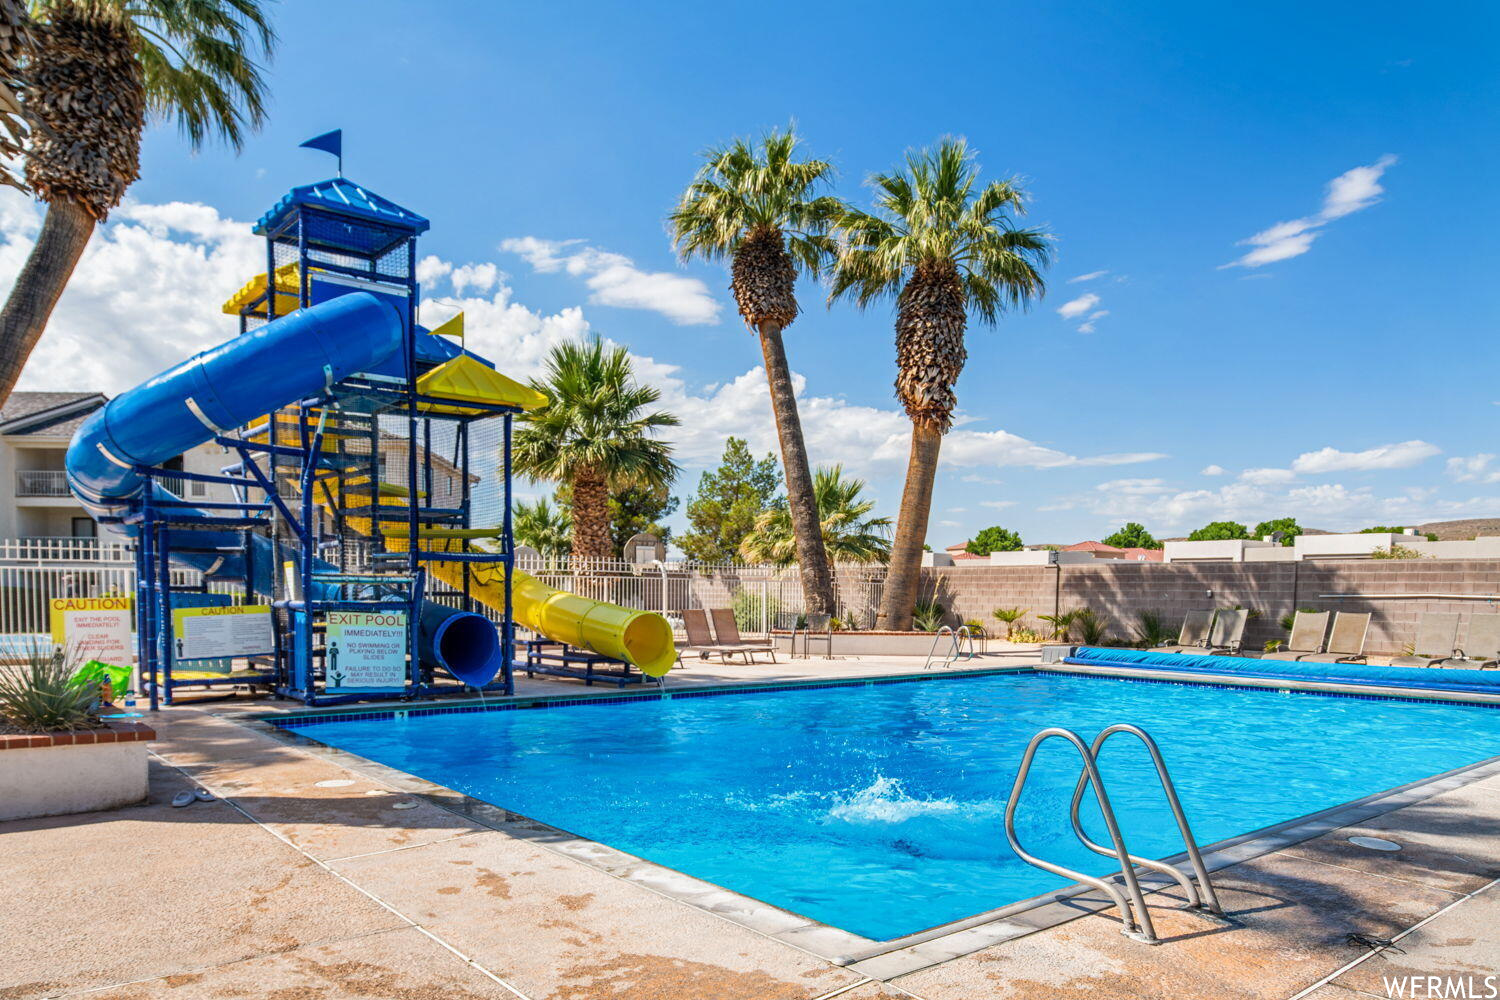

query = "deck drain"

[392,801,419,810]
[314,779,356,788]
[1348,836,1401,852]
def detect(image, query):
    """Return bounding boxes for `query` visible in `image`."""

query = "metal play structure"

[65,175,677,708]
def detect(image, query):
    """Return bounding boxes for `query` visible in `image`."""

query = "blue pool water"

[284,672,1500,940]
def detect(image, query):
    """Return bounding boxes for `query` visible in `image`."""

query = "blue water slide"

[65,293,501,686]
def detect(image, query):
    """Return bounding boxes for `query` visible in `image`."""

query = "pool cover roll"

[1065,646,1500,696]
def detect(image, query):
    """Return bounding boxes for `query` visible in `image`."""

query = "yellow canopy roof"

[222,262,301,316]
[415,355,548,414]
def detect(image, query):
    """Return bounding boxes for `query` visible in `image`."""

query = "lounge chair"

[680,608,757,664]
[1299,612,1371,663]
[1390,612,1460,668]
[709,607,778,664]
[1262,611,1331,661]
[1205,608,1249,655]
[1440,613,1500,669]
[1152,610,1214,653]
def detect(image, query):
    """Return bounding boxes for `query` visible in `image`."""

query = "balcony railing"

[15,470,69,497]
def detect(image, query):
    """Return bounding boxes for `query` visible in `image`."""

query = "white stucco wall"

[0,742,149,821]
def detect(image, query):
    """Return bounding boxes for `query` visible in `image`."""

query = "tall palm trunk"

[0,198,93,402]
[0,6,141,408]
[877,422,942,630]
[756,320,836,615]
[569,469,613,563]
[877,262,967,631]
[732,226,835,616]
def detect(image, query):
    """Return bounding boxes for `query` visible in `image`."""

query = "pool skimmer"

[1348,836,1402,852]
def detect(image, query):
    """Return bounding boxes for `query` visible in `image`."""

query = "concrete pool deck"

[3,653,1498,999]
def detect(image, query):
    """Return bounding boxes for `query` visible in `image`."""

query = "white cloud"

[1223,155,1397,269]
[1077,309,1109,334]
[449,262,501,295]
[979,500,1017,509]
[938,519,961,528]
[501,236,719,325]
[1057,292,1100,319]
[1290,439,1440,474]
[1201,464,1227,476]
[1238,467,1297,485]
[0,193,1168,500]
[1446,454,1500,484]
[1067,270,1108,283]
[1095,478,1171,496]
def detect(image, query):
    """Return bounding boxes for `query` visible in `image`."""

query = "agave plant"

[0,642,100,731]
[911,600,946,632]
[1133,610,1175,649]
[991,606,1026,639]
[1038,608,1082,641]
[1074,608,1112,646]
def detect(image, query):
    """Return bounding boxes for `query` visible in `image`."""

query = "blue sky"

[5,0,1498,547]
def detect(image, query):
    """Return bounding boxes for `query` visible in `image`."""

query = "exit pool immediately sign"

[324,610,408,691]
[50,596,133,664]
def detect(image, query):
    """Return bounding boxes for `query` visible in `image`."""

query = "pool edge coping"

[218,665,1500,980]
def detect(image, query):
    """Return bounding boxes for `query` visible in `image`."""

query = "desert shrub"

[1133,610,1174,648]
[1372,544,1427,560]
[912,601,946,632]
[991,606,1026,639]
[1074,608,1112,646]
[0,644,100,732]
[1038,609,1082,641]
[731,587,782,631]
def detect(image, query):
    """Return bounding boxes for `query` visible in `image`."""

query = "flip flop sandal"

[171,791,195,808]
[193,788,215,802]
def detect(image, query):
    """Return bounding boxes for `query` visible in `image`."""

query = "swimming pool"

[281,671,1500,940]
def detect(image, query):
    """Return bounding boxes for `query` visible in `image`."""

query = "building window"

[71,517,96,538]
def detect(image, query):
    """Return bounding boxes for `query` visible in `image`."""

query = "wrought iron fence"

[0,539,887,641]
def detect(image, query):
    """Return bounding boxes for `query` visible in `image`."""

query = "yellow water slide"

[303,341,677,678]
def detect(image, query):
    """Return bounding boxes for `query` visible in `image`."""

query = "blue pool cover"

[1066,646,1500,695]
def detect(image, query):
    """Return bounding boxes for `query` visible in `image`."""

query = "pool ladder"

[1004,724,1225,944]
[923,625,979,670]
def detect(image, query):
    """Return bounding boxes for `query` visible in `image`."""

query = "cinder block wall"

[919,559,1500,655]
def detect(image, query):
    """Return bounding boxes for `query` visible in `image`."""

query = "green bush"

[1038,608,1082,641]
[1133,610,1174,648]
[991,606,1026,639]
[912,600,946,632]
[0,644,101,732]
[731,587,782,631]
[1074,608,1112,645]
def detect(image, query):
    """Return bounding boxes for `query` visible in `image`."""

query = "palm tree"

[513,496,571,568]
[739,464,891,567]
[670,127,844,615]
[0,2,39,193]
[0,0,275,407]
[514,336,679,562]
[831,138,1052,629]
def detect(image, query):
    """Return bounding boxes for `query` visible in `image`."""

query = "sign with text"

[50,597,133,664]
[324,610,408,691]
[170,604,274,663]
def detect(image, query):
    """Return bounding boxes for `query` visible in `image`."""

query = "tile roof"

[0,392,106,437]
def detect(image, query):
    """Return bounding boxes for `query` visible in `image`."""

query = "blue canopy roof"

[255,177,430,237]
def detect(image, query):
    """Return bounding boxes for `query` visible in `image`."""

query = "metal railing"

[923,624,979,669]
[1004,725,1223,944]
[0,538,887,641]
[15,470,69,497]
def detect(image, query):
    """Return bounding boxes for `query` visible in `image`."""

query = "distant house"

[943,541,989,562]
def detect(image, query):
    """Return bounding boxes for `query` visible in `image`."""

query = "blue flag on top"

[298,129,342,175]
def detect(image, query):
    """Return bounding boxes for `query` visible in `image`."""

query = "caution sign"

[50,597,133,664]
[170,604,275,662]
[325,610,408,691]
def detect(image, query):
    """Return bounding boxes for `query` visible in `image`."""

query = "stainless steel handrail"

[923,626,956,669]
[1004,727,1159,943]
[1067,724,1223,916]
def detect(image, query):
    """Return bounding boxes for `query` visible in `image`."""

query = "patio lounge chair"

[680,608,757,664]
[1261,611,1331,661]
[709,607,778,664]
[1390,612,1460,668]
[1299,612,1371,663]
[1205,608,1249,655]
[1152,610,1214,653]
[1441,613,1500,669]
